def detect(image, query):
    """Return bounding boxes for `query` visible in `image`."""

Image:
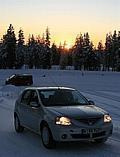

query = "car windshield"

[38,89,89,107]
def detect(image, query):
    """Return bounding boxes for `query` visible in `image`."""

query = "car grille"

[71,131,106,139]
[92,131,106,138]
[75,117,102,125]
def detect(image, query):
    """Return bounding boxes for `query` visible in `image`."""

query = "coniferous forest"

[0,24,120,71]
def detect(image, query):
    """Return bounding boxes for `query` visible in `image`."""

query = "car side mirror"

[88,100,95,105]
[30,102,40,108]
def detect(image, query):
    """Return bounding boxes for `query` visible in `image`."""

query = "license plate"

[82,128,101,134]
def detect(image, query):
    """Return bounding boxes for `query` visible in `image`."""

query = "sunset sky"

[0,0,119,47]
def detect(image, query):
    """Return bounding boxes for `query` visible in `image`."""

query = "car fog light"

[61,134,67,139]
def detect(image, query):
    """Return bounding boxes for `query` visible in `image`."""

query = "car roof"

[16,74,32,76]
[24,86,75,91]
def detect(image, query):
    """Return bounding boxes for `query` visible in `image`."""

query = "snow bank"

[0,70,120,156]
[0,85,24,98]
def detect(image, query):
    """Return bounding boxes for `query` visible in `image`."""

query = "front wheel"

[14,115,24,133]
[41,124,55,149]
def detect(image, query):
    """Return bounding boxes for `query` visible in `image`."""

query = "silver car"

[14,87,113,149]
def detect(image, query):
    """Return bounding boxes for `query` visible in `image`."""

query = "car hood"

[47,105,107,118]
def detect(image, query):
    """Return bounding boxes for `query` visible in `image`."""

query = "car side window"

[21,90,31,105]
[39,91,55,106]
[30,91,39,105]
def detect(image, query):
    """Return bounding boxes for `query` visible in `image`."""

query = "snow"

[0,69,120,157]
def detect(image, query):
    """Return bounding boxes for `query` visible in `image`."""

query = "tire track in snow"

[109,137,120,143]
[81,91,120,117]
[84,90,120,104]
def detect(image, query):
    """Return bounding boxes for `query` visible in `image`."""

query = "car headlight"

[55,117,71,126]
[104,115,112,123]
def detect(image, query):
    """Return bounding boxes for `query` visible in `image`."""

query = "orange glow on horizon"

[0,25,111,47]
[0,0,119,48]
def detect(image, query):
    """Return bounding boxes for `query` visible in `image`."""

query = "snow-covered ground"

[0,69,120,157]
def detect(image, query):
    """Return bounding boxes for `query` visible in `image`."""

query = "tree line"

[0,24,120,71]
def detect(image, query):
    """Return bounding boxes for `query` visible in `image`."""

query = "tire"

[93,138,108,144]
[41,124,55,149]
[14,115,24,133]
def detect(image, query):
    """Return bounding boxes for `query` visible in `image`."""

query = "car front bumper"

[50,123,113,142]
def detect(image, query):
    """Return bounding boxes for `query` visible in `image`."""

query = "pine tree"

[83,32,90,48]
[27,34,37,68]
[59,50,67,70]
[2,24,16,68]
[67,49,73,66]
[116,31,120,71]
[97,41,104,70]
[45,27,50,46]
[51,43,60,65]
[111,30,118,71]
[0,38,7,68]
[43,27,51,69]
[85,42,97,70]
[105,33,112,71]
[16,28,25,68]
[0,41,4,68]
[73,34,84,70]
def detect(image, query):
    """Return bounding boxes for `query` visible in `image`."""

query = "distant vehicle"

[14,87,113,149]
[5,74,33,86]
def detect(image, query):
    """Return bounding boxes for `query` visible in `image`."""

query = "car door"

[26,90,42,132]
[19,90,32,126]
